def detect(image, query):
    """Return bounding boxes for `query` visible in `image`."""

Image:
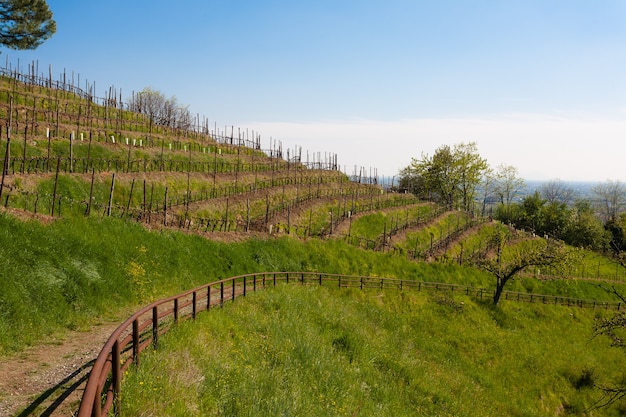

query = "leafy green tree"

[400,142,487,210]
[455,142,489,212]
[477,167,495,217]
[605,220,625,254]
[540,201,569,239]
[562,200,608,250]
[518,191,544,233]
[493,163,525,206]
[0,0,55,50]
[397,165,425,195]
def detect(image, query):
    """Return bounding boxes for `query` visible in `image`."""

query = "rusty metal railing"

[77,272,625,416]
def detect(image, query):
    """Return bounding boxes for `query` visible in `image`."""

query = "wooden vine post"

[107,173,115,217]
[86,168,95,216]
[51,157,61,216]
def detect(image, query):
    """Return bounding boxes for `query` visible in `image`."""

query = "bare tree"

[540,179,577,205]
[593,180,626,223]
[128,88,194,133]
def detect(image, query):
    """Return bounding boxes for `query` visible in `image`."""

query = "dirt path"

[0,319,123,417]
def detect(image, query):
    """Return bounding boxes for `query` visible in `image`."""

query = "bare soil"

[0,319,122,417]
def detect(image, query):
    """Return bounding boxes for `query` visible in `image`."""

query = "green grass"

[0,214,469,354]
[3,213,626,356]
[122,284,626,416]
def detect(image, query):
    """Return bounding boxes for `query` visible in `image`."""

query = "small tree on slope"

[471,228,570,306]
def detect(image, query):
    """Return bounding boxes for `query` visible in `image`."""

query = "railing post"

[133,319,140,366]
[112,340,122,415]
[192,291,197,319]
[152,306,159,349]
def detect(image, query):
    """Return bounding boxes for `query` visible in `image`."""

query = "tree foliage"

[399,142,487,210]
[496,192,609,251]
[493,164,525,206]
[0,0,55,50]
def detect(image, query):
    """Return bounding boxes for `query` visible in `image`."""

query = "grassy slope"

[3,72,626,415]
[0,213,486,354]
[122,284,626,417]
[3,212,624,356]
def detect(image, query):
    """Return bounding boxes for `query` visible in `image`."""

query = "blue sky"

[6,1,626,181]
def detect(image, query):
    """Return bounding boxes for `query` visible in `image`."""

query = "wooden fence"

[76,271,625,417]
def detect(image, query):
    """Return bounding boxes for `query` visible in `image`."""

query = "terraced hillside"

[3,66,626,287]
[4,66,626,416]
[0,69,419,239]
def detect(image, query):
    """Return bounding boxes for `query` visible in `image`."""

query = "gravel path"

[0,320,121,417]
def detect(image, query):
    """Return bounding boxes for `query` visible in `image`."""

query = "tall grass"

[2,213,626,356]
[122,284,626,416]
[0,214,478,354]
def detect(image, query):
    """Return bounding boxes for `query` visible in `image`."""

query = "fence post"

[133,319,140,366]
[152,306,159,349]
[207,286,211,310]
[173,298,179,324]
[192,291,197,319]
[112,340,121,415]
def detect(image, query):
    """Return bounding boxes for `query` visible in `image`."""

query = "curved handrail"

[77,272,625,416]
